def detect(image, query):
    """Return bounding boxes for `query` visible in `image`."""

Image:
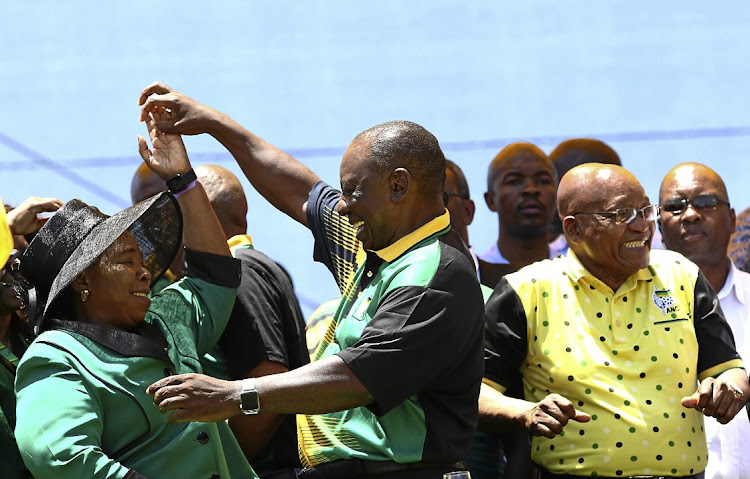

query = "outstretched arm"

[138,82,321,227]
[147,355,372,423]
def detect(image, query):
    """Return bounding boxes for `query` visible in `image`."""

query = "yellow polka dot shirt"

[484,249,743,477]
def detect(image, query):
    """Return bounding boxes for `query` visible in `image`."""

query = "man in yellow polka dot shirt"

[480,164,750,478]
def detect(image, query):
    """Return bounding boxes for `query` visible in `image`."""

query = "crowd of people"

[0,82,748,479]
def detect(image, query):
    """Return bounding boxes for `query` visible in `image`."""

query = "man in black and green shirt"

[141,82,485,479]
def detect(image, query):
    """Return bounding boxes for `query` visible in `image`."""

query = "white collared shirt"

[469,245,480,277]
[705,260,750,479]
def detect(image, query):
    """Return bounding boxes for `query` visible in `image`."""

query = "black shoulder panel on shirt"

[182,248,241,288]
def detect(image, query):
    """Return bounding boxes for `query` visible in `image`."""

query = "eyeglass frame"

[443,191,469,205]
[660,194,730,215]
[566,204,660,225]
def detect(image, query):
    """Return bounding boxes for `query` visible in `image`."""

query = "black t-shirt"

[218,246,309,470]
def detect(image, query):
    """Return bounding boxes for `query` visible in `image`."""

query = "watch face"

[241,389,260,414]
[167,176,185,193]
[167,169,197,194]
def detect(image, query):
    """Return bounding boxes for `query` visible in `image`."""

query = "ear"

[70,271,91,293]
[729,207,737,233]
[657,216,663,236]
[484,191,498,212]
[464,198,476,226]
[562,215,582,245]
[390,168,411,203]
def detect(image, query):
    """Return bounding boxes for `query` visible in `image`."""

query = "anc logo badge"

[652,287,675,315]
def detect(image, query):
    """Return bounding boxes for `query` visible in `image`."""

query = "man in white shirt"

[659,162,750,479]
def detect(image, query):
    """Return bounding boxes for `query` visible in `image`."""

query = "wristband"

[173,179,198,198]
[166,168,198,195]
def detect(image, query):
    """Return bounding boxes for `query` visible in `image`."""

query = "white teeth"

[623,240,646,248]
[133,292,148,297]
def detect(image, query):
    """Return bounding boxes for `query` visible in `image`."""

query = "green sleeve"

[150,277,237,357]
[14,343,131,479]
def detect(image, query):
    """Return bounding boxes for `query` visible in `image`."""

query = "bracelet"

[173,179,198,198]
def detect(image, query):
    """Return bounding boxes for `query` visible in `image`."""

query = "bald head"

[487,142,551,191]
[195,165,248,238]
[659,163,728,204]
[353,120,446,200]
[558,163,644,218]
[131,163,167,204]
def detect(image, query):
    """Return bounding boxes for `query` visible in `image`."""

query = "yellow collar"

[564,248,655,290]
[228,234,253,250]
[373,210,451,263]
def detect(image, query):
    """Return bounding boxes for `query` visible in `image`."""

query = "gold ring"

[728,384,744,401]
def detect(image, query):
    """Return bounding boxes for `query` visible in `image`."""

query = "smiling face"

[485,145,557,238]
[561,165,655,290]
[76,231,152,330]
[658,164,735,268]
[336,138,395,251]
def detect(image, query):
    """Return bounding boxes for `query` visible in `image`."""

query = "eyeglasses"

[660,194,730,215]
[570,204,660,225]
[443,191,469,205]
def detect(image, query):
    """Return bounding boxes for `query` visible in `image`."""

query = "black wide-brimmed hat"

[20,192,182,335]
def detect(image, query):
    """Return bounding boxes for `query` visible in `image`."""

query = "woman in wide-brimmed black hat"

[13,116,257,479]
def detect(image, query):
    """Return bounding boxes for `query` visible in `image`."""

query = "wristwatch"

[166,168,197,194]
[240,378,260,415]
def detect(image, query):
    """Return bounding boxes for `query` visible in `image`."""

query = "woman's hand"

[137,108,192,180]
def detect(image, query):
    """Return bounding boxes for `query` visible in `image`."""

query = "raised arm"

[138,82,320,227]
[137,111,230,257]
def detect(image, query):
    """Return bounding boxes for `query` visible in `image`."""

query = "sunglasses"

[570,204,660,225]
[443,191,469,206]
[660,194,730,215]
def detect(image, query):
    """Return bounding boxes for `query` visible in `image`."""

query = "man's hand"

[6,197,63,235]
[146,373,243,423]
[681,369,750,424]
[139,82,216,135]
[524,393,591,438]
[137,108,192,180]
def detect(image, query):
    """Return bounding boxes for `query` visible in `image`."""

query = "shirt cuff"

[182,248,241,288]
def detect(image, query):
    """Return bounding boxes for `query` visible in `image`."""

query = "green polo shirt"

[298,182,484,467]
[484,249,743,477]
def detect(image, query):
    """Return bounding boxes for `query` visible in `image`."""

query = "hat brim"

[43,192,182,322]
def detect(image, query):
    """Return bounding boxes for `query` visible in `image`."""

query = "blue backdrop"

[1,2,748,316]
